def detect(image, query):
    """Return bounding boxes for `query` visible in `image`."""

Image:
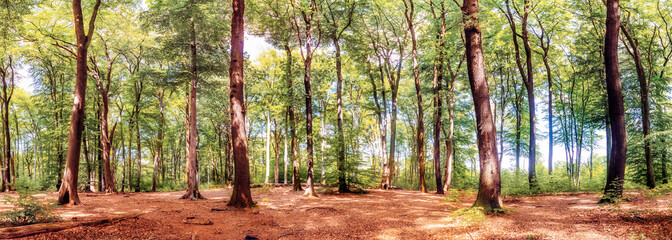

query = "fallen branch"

[0,212,144,239]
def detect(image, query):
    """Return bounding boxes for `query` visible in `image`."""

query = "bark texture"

[462,0,503,214]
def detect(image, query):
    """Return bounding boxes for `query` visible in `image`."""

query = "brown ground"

[0,186,670,240]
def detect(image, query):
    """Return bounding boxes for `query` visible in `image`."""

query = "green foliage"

[1,194,61,226]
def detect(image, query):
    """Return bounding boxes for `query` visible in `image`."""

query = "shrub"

[1,194,61,226]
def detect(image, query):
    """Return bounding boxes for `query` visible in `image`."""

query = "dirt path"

[1,187,670,239]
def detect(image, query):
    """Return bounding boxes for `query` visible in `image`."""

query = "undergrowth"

[0,194,61,226]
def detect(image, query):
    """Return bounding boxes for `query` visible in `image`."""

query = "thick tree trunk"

[600,0,627,204]
[58,0,101,205]
[462,0,503,214]
[181,0,204,200]
[227,0,254,208]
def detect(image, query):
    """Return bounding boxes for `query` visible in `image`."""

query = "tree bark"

[227,0,254,208]
[58,0,101,205]
[462,0,503,214]
[600,0,627,204]
[0,56,15,192]
[431,4,446,195]
[403,0,426,193]
[334,38,349,193]
[620,25,655,189]
[285,43,302,191]
[265,108,271,184]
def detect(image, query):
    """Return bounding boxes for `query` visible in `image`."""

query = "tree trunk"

[302,46,317,198]
[181,0,204,200]
[285,43,301,191]
[432,8,446,195]
[334,38,348,193]
[265,108,271,184]
[443,74,456,192]
[620,25,655,189]
[273,118,280,185]
[600,0,627,204]
[462,0,503,214]
[227,0,253,208]
[404,0,426,193]
[58,0,101,205]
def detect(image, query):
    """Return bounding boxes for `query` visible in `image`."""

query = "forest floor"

[0,186,671,239]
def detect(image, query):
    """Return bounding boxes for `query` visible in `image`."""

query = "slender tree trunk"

[274,118,280,185]
[181,0,204,200]
[432,9,446,195]
[227,0,254,208]
[285,43,302,191]
[600,0,627,204]
[283,113,288,185]
[621,26,655,189]
[404,0,426,193]
[58,0,101,205]
[443,75,456,192]
[462,0,503,214]
[302,48,317,198]
[226,126,232,187]
[334,39,348,193]
[265,108,271,184]
[135,108,141,192]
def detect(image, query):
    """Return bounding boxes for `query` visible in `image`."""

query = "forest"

[0,0,671,239]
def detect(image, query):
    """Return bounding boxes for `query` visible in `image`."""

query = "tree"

[620,20,655,189]
[502,0,539,192]
[58,0,102,205]
[181,0,205,200]
[291,0,321,198]
[89,38,118,193]
[461,0,503,214]
[0,56,15,192]
[429,0,448,195]
[403,0,427,193]
[322,0,355,193]
[599,0,627,204]
[227,0,254,208]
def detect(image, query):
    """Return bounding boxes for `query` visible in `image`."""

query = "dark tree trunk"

[181,0,204,200]
[620,25,655,189]
[334,38,349,193]
[600,0,628,204]
[227,0,254,208]
[302,47,317,198]
[462,0,503,214]
[57,0,101,205]
[0,57,15,192]
[285,43,301,191]
[504,0,538,192]
[431,5,446,195]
